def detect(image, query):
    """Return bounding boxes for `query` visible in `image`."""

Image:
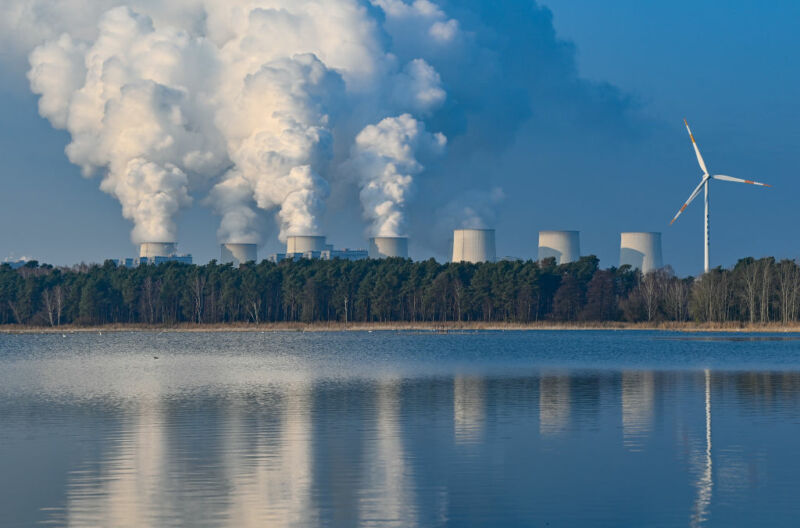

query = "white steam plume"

[352,114,445,237]
[9,0,634,257]
[212,53,342,242]
[27,6,226,244]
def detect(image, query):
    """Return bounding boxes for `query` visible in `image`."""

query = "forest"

[1,255,798,326]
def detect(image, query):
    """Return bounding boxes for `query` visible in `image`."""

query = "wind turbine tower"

[669,120,771,273]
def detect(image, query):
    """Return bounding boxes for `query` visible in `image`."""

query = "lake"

[2,330,800,527]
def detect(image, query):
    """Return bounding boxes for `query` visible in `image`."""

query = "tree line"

[1,256,799,326]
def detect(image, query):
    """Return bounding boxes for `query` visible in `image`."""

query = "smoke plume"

[27,6,226,244]
[7,0,641,257]
[352,114,445,237]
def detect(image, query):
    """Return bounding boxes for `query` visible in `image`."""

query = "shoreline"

[3,321,800,334]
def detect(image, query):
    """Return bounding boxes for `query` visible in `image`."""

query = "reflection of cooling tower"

[368,237,408,259]
[452,229,496,263]
[622,371,654,450]
[538,231,580,264]
[221,243,257,266]
[620,232,663,273]
[286,235,326,254]
[139,242,177,258]
[539,375,571,435]
[454,376,485,444]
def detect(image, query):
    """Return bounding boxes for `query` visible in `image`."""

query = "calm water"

[2,331,800,527]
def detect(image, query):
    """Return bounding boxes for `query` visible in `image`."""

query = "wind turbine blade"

[669,176,708,225]
[712,174,771,187]
[684,119,709,175]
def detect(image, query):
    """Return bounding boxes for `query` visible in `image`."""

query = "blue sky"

[0,0,797,275]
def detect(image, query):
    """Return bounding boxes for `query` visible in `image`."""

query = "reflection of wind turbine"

[669,120,771,273]
[690,369,713,528]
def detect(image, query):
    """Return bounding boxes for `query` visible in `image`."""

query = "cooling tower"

[452,229,496,263]
[286,235,327,254]
[220,243,257,266]
[620,232,663,273]
[368,236,409,259]
[139,242,177,258]
[538,231,580,264]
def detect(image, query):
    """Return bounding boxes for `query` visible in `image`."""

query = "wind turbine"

[669,119,771,273]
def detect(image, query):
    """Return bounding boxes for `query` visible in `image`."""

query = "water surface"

[2,330,800,527]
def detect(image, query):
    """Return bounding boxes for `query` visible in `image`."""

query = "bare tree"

[690,270,732,322]
[640,271,662,322]
[739,259,759,324]
[664,278,689,322]
[776,260,800,324]
[42,289,55,327]
[141,277,161,324]
[189,274,206,324]
[759,258,774,323]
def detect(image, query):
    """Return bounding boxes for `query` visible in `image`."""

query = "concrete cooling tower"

[139,242,177,258]
[452,229,496,263]
[620,232,663,273]
[221,243,257,266]
[368,237,409,259]
[538,231,580,264]
[286,235,327,254]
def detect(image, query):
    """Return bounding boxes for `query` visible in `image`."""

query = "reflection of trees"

[731,372,800,412]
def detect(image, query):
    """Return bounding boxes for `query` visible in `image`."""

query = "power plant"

[269,235,368,262]
[221,243,257,267]
[103,225,669,270]
[286,235,327,254]
[538,231,580,264]
[111,242,192,267]
[369,237,409,259]
[137,242,192,265]
[452,229,496,263]
[620,232,663,273]
[139,242,178,259]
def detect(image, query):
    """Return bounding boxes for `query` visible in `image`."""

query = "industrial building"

[286,235,328,254]
[221,243,257,267]
[269,248,368,263]
[93,223,669,271]
[452,229,496,263]
[619,232,663,273]
[269,235,367,262]
[112,242,192,267]
[538,231,580,264]
[368,237,409,259]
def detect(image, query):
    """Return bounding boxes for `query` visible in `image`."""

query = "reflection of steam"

[454,376,485,444]
[539,375,571,435]
[622,371,654,450]
[60,397,167,527]
[690,369,713,528]
[224,382,313,528]
[358,380,418,527]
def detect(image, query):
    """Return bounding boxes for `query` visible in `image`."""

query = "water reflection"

[359,380,417,526]
[453,376,485,444]
[4,333,800,526]
[539,375,571,435]
[690,370,713,528]
[224,383,314,528]
[621,371,654,450]
[62,397,169,527]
